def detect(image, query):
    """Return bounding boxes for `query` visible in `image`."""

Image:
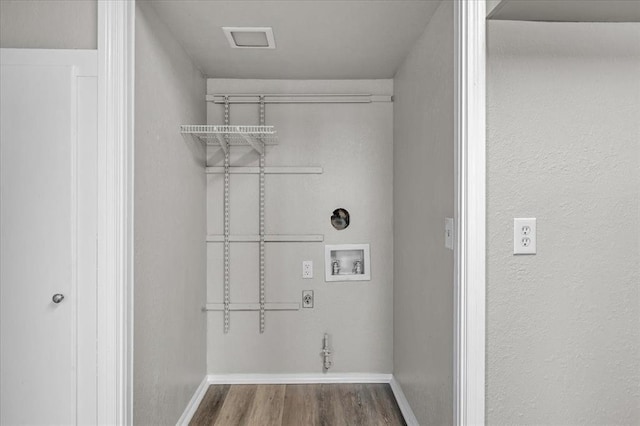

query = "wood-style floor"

[189,383,406,426]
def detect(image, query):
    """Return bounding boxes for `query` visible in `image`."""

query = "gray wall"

[487,21,640,425]
[206,79,394,374]
[134,2,207,424]
[0,0,96,49]
[487,0,504,17]
[392,1,455,424]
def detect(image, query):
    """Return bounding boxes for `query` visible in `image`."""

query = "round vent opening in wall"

[331,208,350,230]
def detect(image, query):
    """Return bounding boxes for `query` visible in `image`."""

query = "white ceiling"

[148,0,441,79]
[488,0,640,22]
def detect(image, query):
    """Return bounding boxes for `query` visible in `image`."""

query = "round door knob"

[52,294,65,304]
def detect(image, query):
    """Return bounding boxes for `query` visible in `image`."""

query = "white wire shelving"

[180,124,277,154]
[183,100,325,333]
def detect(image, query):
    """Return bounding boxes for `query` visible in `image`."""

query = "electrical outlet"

[514,218,537,255]
[302,260,313,279]
[302,290,314,308]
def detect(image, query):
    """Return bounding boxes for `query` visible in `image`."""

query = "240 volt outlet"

[302,290,314,308]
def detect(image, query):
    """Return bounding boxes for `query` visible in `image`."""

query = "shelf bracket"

[240,133,264,154]
[214,133,228,155]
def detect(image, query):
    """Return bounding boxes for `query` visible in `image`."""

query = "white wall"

[0,0,96,49]
[392,1,455,424]
[487,21,640,425]
[205,79,394,374]
[134,2,207,424]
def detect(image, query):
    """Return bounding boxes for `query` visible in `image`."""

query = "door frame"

[97,0,487,424]
[96,1,135,425]
[454,1,486,425]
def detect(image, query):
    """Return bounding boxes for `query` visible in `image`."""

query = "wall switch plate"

[514,218,536,255]
[445,217,454,250]
[302,260,313,279]
[302,290,314,308]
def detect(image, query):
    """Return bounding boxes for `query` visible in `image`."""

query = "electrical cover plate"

[302,261,313,279]
[514,218,537,255]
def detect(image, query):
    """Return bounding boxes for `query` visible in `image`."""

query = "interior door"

[0,49,97,425]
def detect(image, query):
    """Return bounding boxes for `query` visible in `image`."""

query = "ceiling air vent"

[222,27,276,49]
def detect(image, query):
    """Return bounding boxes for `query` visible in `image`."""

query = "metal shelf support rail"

[182,95,329,334]
[205,166,322,175]
[258,96,266,333]
[206,234,324,243]
[223,97,231,333]
[206,93,393,104]
[205,303,299,312]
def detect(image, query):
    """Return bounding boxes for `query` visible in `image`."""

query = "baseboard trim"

[389,376,420,426]
[177,373,418,425]
[176,376,209,426]
[207,373,393,384]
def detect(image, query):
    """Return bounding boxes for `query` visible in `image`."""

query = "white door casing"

[96,1,135,424]
[0,49,98,425]
[454,1,487,425]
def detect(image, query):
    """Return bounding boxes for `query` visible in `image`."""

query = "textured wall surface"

[134,2,207,424]
[487,21,640,425]
[205,79,393,374]
[0,0,96,49]
[392,1,455,424]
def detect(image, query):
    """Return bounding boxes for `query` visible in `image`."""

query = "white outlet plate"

[302,290,314,308]
[302,260,313,279]
[514,218,536,255]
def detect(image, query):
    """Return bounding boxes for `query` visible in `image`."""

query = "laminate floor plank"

[335,384,375,425]
[369,383,407,426]
[246,385,286,426]
[323,384,349,426]
[189,384,230,426]
[281,384,320,426]
[359,383,382,425]
[213,385,258,426]
[191,383,405,426]
[318,384,347,426]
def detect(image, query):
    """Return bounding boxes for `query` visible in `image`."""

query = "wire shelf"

[180,124,278,148]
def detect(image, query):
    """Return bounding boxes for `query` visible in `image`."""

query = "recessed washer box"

[325,244,371,282]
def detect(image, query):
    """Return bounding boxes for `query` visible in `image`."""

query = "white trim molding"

[207,373,392,385]
[178,374,418,426]
[389,376,420,426]
[176,377,210,426]
[454,1,486,426]
[97,1,135,425]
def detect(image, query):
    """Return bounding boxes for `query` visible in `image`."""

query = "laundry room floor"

[189,383,406,425]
